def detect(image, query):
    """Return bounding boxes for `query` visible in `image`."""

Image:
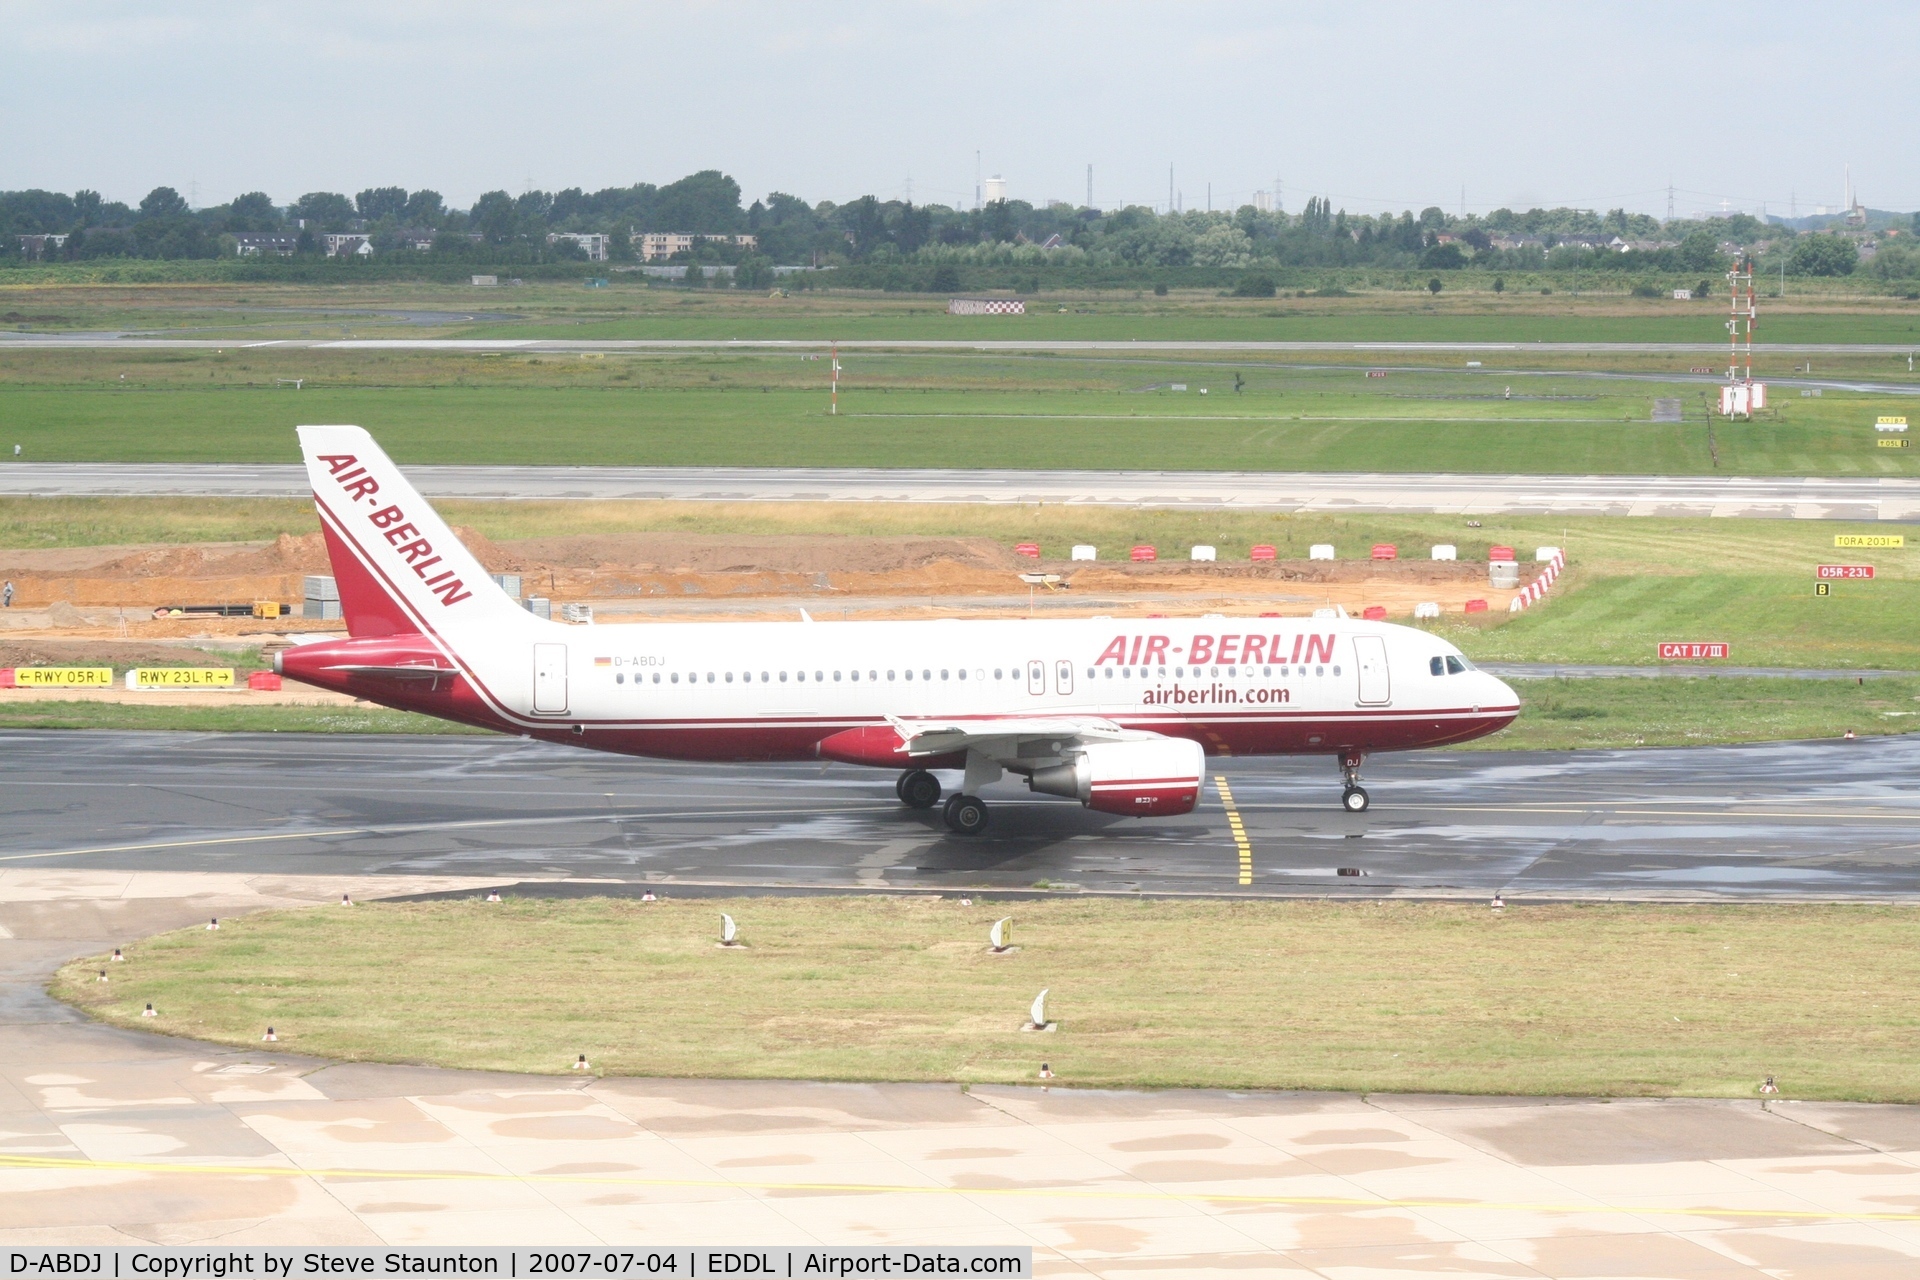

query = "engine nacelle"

[1026,738,1205,817]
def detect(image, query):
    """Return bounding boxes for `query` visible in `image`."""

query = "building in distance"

[322,234,373,257]
[547,232,611,261]
[16,234,69,258]
[233,233,298,256]
[633,232,758,262]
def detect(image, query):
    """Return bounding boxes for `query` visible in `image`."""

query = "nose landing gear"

[1338,750,1370,812]
[942,792,989,834]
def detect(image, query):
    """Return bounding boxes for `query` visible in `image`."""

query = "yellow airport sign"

[13,667,113,687]
[1835,534,1905,548]
[1879,438,1912,448]
[132,668,235,688]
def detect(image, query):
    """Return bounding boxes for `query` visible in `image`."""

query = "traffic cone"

[141,1003,156,1018]
[262,1027,278,1042]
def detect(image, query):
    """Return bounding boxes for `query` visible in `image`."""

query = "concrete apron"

[3,873,1920,1273]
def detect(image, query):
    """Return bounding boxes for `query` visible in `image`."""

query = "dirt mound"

[491,533,1020,576]
[0,637,251,668]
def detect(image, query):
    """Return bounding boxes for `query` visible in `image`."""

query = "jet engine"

[1025,737,1205,816]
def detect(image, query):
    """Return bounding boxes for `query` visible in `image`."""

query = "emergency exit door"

[1353,635,1391,705]
[533,643,568,714]
[1027,660,1045,695]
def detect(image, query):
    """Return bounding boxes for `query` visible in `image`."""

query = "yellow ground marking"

[1214,776,1253,886]
[2,1152,1914,1223]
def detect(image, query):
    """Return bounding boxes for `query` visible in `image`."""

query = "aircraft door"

[1055,660,1074,696]
[533,642,569,714]
[1353,635,1391,705]
[1027,660,1045,696]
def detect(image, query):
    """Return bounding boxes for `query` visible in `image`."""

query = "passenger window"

[994,668,1003,679]
[1227,667,1235,677]
[940,669,949,680]
[616,673,625,684]
[958,669,966,680]
[850,670,859,682]
[1430,657,1444,676]
[869,670,877,681]
[1175,667,1184,678]
[779,672,787,682]
[1262,666,1271,676]
[671,673,679,683]
[1333,665,1341,675]
[922,669,931,681]
[1446,656,1466,674]
[1315,666,1324,676]
[904,670,913,681]
[725,673,733,683]
[652,673,661,684]
[816,671,824,681]
[707,673,715,683]
[761,671,769,682]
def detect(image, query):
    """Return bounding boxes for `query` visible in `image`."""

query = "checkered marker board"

[947,298,1027,315]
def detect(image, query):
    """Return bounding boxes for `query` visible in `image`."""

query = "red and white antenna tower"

[1720,254,1765,420]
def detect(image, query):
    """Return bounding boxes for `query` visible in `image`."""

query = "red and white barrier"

[1507,550,1566,612]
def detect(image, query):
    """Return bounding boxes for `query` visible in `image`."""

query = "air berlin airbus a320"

[278,426,1522,833]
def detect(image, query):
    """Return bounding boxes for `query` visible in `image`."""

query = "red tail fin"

[318,518,420,638]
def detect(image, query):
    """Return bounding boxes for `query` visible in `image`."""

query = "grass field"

[54,896,1920,1101]
[6,277,1920,342]
[0,381,1912,474]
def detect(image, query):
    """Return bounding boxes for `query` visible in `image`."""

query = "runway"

[4,730,1916,900]
[4,462,1918,519]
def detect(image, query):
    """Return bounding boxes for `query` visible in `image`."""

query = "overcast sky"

[3,1,1913,219]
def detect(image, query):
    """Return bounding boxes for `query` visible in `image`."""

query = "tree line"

[4,171,1915,281]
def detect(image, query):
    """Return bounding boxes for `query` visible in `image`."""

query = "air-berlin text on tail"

[1095,633,1337,666]
[319,454,472,607]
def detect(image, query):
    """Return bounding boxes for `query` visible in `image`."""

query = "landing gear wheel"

[1342,786,1371,813]
[899,769,942,810]
[943,793,989,835]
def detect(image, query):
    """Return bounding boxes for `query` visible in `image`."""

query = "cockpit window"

[1445,655,1467,675]
[1429,656,1444,676]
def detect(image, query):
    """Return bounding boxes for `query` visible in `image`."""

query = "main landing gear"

[1338,749,1370,813]
[896,769,989,834]
[897,768,941,809]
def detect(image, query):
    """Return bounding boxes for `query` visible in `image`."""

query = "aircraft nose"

[1485,672,1520,707]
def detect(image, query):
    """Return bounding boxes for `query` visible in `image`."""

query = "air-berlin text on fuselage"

[319,455,472,607]
[1094,632,1336,667]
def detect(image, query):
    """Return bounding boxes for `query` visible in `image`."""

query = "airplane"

[277,426,1523,834]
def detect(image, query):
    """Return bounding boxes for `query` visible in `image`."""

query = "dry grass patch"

[54,896,1920,1101]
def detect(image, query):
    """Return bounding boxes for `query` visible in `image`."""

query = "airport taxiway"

[3,463,1918,519]
[3,731,1916,900]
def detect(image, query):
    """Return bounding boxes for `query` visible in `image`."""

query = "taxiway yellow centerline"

[1214,776,1254,885]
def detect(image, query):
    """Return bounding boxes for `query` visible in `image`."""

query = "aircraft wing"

[886,715,1151,757]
